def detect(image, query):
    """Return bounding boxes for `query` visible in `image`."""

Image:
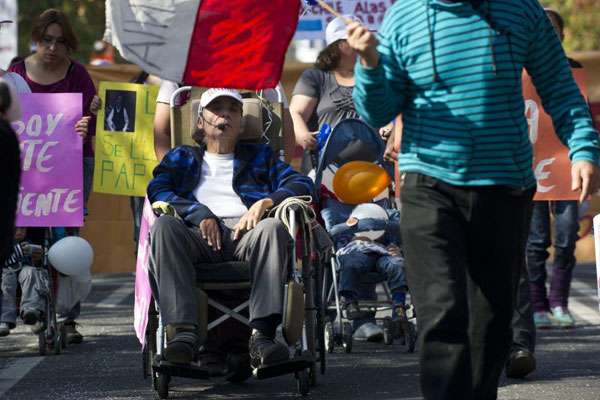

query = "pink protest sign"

[12,93,84,227]
[134,198,157,347]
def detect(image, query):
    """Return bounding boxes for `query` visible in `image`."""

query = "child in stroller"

[0,228,48,336]
[322,198,413,345]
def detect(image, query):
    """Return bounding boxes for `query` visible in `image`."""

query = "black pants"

[400,173,534,400]
[511,199,536,353]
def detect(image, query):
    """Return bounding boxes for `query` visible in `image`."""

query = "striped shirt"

[4,243,25,268]
[353,0,599,187]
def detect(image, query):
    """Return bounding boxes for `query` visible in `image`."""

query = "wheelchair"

[140,86,329,398]
[9,228,67,355]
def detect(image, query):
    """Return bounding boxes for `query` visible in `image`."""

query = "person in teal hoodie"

[346,1,600,399]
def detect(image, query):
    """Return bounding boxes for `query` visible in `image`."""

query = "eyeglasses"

[40,35,67,48]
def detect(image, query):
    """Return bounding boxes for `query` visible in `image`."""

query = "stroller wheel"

[295,369,310,396]
[157,373,170,399]
[324,322,334,354]
[404,321,417,353]
[342,322,353,353]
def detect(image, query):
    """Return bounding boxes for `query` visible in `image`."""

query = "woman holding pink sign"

[8,8,99,345]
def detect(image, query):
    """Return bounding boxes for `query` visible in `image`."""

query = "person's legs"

[234,218,293,367]
[376,254,407,302]
[19,265,49,333]
[0,267,18,332]
[400,173,472,400]
[548,201,579,311]
[150,215,231,363]
[466,186,533,397]
[508,197,536,378]
[526,201,551,313]
[338,251,377,320]
[234,218,292,331]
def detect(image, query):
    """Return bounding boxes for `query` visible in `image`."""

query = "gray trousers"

[1,265,48,326]
[150,215,293,327]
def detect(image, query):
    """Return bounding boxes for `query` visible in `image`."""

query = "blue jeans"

[526,200,579,311]
[338,250,407,297]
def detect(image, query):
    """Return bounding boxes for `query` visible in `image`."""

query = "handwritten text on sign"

[12,93,83,227]
[93,82,158,197]
[295,1,398,40]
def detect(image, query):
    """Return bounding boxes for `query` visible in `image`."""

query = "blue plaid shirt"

[147,143,314,227]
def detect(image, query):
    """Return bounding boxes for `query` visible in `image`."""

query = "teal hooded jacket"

[353,0,599,188]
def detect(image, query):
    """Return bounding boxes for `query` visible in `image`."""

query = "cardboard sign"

[12,93,84,227]
[295,1,397,40]
[93,82,158,197]
[523,69,589,201]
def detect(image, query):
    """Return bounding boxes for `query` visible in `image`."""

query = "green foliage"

[17,0,106,63]
[541,0,600,51]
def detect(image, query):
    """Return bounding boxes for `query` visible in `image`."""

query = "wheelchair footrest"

[153,359,221,380]
[253,354,313,380]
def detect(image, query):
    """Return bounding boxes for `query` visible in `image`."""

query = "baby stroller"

[314,119,417,353]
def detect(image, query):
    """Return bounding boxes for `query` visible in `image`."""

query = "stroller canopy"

[315,119,388,191]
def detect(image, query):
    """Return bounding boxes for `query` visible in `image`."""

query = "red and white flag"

[105,0,300,90]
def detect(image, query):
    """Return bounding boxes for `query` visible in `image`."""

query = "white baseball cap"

[199,88,243,109]
[325,15,359,46]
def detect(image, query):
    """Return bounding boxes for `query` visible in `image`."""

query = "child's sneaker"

[550,306,575,328]
[533,311,553,329]
[0,322,11,337]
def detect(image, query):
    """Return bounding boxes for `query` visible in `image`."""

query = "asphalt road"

[1,266,599,400]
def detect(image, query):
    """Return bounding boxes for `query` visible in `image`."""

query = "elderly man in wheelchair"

[147,88,314,371]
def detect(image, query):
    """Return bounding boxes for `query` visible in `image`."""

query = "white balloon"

[48,236,94,277]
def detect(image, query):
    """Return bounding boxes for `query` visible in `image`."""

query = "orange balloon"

[333,161,391,204]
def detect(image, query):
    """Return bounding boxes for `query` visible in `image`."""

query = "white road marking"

[0,357,44,397]
[568,279,600,325]
[93,284,134,308]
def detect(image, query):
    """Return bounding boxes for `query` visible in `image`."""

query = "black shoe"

[64,322,83,344]
[342,300,370,320]
[21,309,42,325]
[506,349,536,379]
[249,331,289,369]
[164,330,199,364]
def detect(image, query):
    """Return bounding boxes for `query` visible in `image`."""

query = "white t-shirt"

[156,79,289,108]
[193,152,248,218]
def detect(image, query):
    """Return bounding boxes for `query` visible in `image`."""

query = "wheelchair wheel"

[309,363,317,387]
[295,369,310,396]
[225,353,252,383]
[60,323,68,349]
[157,373,170,399]
[38,332,47,356]
[324,321,334,354]
[342,322,353,353]
[383,318,394,345]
